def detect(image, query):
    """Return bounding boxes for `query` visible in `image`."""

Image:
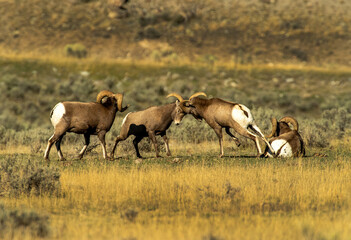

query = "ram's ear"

[100,96,110,105]
[97,90,114,103]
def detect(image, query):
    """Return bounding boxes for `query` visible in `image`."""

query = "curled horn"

[265,117,278,138]
[166,93,184,102]
[279,116,299,131]
[189,92,207,100]
[114,93,124,112]
[97,90,114,103]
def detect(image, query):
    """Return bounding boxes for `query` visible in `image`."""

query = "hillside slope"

[0,0,350,65]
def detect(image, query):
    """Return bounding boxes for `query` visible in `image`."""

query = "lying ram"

[44,90,128,161]
[263,116,305,157]
[175,92,275,157]
[110,93,186,159]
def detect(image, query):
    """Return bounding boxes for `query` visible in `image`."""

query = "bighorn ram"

[44,90,128,161]
[175,92,276,157]
[110,93,186,159]
[263,116,305,157]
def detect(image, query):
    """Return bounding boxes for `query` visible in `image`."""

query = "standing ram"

[176,92,275,157]
[263,116,305,157]
[44,90,128,161]
[110,93,186,159]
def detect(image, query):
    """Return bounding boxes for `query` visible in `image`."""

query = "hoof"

[107,156,115,161]
[171,158,183,164]
[134,158,143,164]
[63,161,73,167]
[234,140,241,147]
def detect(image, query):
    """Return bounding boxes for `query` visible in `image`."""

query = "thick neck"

[192,98,209,117]
[162,103,176,121]
[104,102,118,122]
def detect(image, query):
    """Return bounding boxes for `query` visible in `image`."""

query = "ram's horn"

[114,93,124,112]
[265,117,278,138]
[189,92,207,100]
[166,93,184,102]
[279,116,299,131]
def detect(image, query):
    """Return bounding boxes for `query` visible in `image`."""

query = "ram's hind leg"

[225,127,241,147]
[44,134,56,161]
[44,131,66,161]
[249,124,275,156]
[229,123,262,156]
[55,134,66,161]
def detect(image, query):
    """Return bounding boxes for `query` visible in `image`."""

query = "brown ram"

[110,93,186,159]
[44,90,127,161]
[263,116,305,157]
[177,92,275,157]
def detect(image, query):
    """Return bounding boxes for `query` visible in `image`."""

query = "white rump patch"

[231,104,253,128]
[268,139,293,158]
[51,103,65,128]
[121,113,131,126]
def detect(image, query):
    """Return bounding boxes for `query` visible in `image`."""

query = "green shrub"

[302,107,351,147]
[0,155,61,197]
[142,26,161,39]
[0,204,50,238]
[64,43,87,58]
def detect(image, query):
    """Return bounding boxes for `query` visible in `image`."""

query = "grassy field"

[2,140,351,240]
[1,0,351,238]
[0,48,351,240]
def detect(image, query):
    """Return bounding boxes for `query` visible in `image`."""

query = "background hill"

[0,0,350,65]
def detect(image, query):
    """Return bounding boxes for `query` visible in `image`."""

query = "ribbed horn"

[279,116,299,131]
[189,92,207,100]
[167,93,184,102]
[114,93,124,112]
[97,90,114,103]
[265,117,278,138]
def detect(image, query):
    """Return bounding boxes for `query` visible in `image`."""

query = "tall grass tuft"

[0,155,61,197]
[0,204,50,238]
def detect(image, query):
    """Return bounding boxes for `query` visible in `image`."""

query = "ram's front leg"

[148,131,160,158]
[213,126,224,158]
[161,132,171,156]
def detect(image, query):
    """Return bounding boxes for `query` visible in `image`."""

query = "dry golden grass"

[1,49,351,75]
[3,140,351,239]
